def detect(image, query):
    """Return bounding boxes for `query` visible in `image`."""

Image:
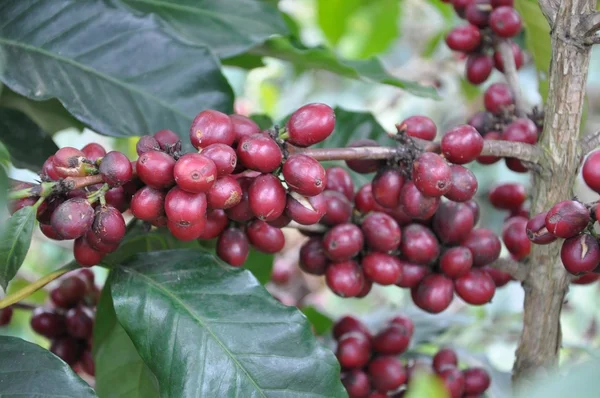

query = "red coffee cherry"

[282,154,327,196]
[502,118,538,145]
[31,308,67,338]
[399,181,441,220]
[325,166,355,201]
[468,111,492,135]
[491,0,514,7]
[433,348,458,373]
[362,252,403,285]
[373,324,410,355]
[246,220,285,253]
[489,6,522,37]
[361,212,402,253]
[345,139,384,174]
[200,143,237,177]
[396,261,431,288]
[462,228,502,267]
[484,83,513,114]
[237,134,282,173]
[81,350,95,376]
[560,234,600,274]
[65,306,94,339]
[285,192,327,225]
[445,25,481,52]
[545,200,590,239]
[50,276,87,309]
[85,229,120,253]
[355,183,386,214]
[74,237,105,267]
[411,274,454,313]
[494,41,524,72]
[440,246,473,278]
[341,370,371,398]
[81,143,106,162]
[384,205,413,226]
[488,182,526,211]
[217,228,249,267]
[398,115,437,141]
[165,186,207,225]
[505,157,528,173]
[467,200,481,223]
[197,209,228,240]
[190,109,235,149]
[91,206,126,244]
[323,223,364,261]
[526,211,557,245]
[322,190,353,226]
[268,213,291,228]
[0,307,12,326]
[130,186,165,221]
[401,224,440,265]
[465,0,491,27]
[463,367,491,394]
[136,135,161,156]
[368,356,407,393]
[412,153,452,197]
[372,168,405,209]
[51,198,95,239]
[229,114,260,144]
[333,316,372,341]
[42,156,61,180]
[502,216,531,260]
[136,150,176,189]
[432,201,475,245]
[439,367,466,398]
[444,165,478,202]
[466,54,493,85]
[441,125,484,164]
[388,315,414,337]
[53,147,87,177]
[582,150,600,193]
[40,224,64,241]
[299,237,329,276]
[476,131,502,165]
[336,332,371,369]
[207,176,243,209]
[104,187,129,213]
[482,265,513,287]
[174,153,217,194]
[572,273,600,285]
[225,177,254,222]
[99,151,132,187]
[167,219,206,241]
[455,269,496,305]
[325,261,365,297]
[153,129,180,151]
[248,174,286,221]
[286,103,335,147]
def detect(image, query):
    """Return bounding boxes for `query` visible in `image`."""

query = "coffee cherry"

[81,143,106,162]
[502,216,530,259]
[484,83,513,114]
[323,224,364,261]
[491,0,513,6]
[0,307,13,326]
[282,154,326,197]
[99,151,132,187]
[81,349,95,376]
[468,111,492,135]
[91,206,126,244]
[466,54,493,85]
[441,125,484,164]
[285,192,327,225]
[398,115,437,141]
[489,6,521,37]
[201,143,237,177]
[50,338,83,366]
[299,238,329,276]
[432,202,475,244]
[237,134,282,173]
[452,0,473,15]
[582,150,600,193]
[130,186,165,221]
[248,174,286,221]
[465,0,491,27]
[444,165,478,202]
[362,252,403,285]
[412,153,452,197]
[217,228,249,266]
[136,150,176,189]
[505,157,528,173]
[153,129,180,151]
[50,198,95,239]
[39,224,63,241]
[389,315,414,337]
[65,307,94,339]
[561,234,600,274]
[476,131,502,164]
[229,114,260,144]
[286,103,335,147]
[322,190,353,226]
[136,135,161,156]
[395,261,431,288]
[74,236,105,266]
[42,156,61,180]
[31,308,67,338]
[357,281,372,298]
[368,356,407,393]
[103,187,128,213]
[361,212,402,252]
[333,316,372,341]
[488,182,526,210]
[51,276,88,309]
[197,209,228,240]
[502,118,538,145]
[336,332,371,369]
[225,177,254,222]
[167,219,205,241]
[85,227,119,253]
[385,205,413,226]
[572,273,600,285]
[445,25,481,52]
[440,247,473,278]
[433,348,458,373]
[373,325,410,354]
[401,224,440,265]
[411,274,454,313]
[439,367,465,398]
[173,153,217,193]
[494,42,524,72]
[455,269,496,305]
[345,139,384,174]
[53,147,87,177]
[463,228,501,267]
[190,109,235,149]
[326,261,365,297]
[545,200,590,239]
[526,211,557,244]
[399,181,440,220]
[463,367,491,394]
[325,167,355,201]
[165,186,207,225]
[205,176,241,209]
[341,370,371,398]
[355,183,386,214]
[268,214,291,228]
[372,168,405,209]
[246,220,285,253]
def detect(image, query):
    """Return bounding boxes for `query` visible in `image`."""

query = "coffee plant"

[1,0,600,397]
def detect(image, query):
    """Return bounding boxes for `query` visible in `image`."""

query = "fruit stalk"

[496,39,526,117]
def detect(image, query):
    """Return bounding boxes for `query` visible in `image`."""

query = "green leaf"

[94,284,160,398]
[515,0,551,101]
[0,141,10,167]
[0,108,59,170]
[404,372,448,398]
[249,114,274,130]
[110,249,346,397]
[0,336,97,397]
[316,0,363,46]
[301,306,334,336]
[118,0,288,58]
[0,167,7,236]
[422,30,447,58]
[244,248,274,284]
[0,87,85,134]
[223,53,266,69]
[0,205,36,291]
[0,0,233,143]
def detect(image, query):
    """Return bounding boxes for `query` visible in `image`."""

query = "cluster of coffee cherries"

[444,0,523,85]
[298,117,512,313]
[334,315,491,397]
[0,269,98,375]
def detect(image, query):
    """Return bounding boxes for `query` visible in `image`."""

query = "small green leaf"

[0,108,59,170]
[94,284,160,398]
[244,248,274,284]
[249,114,274,130]
[301,306,334,336]
[0,205,36,291]
[110,249,346,397]
[0,336,97,397]
[223,53,266,69]
[316,0,363,46]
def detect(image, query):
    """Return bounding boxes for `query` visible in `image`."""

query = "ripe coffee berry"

[321,190,353,225]
[299,237,329,276]
[440,247,473,278]
[74,237,105,266]
[401,224,440,265]
[345,139,384,174]
[362,252,403,285]
[398,115,437,141]
[494,42,524,72]
[583,150,600,193]
[368,356,407,393]
[246,220,285,254]
[0,307,12,326]
[197,209,228,240]
[229,114,260,143]
[361,212,402,253]
[372,168,404,209]
[441,125,483,164]
[99,151,132,187]
[167,219,205,241]
[477,131,502,165]
[174,153,217,193]
[325,261,365,297]
[165,187,207,225]
[545,200,590,238]
[333,316,372,341]
[411,274,454,313]
[462,228,502,267]
[341,370,371,398]
[465,0,491,27]
[325,167,354,201]
[466,54,493,85]
[463,367,491,394]
[502,118,538,144]
[372,324,410,354]
[248,174,286,221]
[395,261,431,288]
[42,156,61,180]
[136,135,161,155]
[412,152,452,197]
[207,176,242,209]
[51,276,87,308]
[433,348,458,373]
[65,307,94,339]
[286,103,335,147]
[526,211,557,244]
[489,6,522,37]
[455,269,496,305]
[336,332,371,369]
[190,109,235,149]
[488,182,526,210]
[389,315,415,337]
[51,198,95,239]
[154,129,180,150]
[136,150,176,189]
[31,308,67,338]
[560,234,600,274]
[225,177,254,222]
[104,187,129,213]
[201,143,237,176]
[51,338,83,366]
[355,183,385,214]
[285,192,327,225]
[432,201,475,245]
[217,228,249,266]
[282,154,326,196]
[439,367,465,398]
[445,165,478,202]
[484,83,513,114]
[130,186,165,221]
[323,223,364,261]
[81,142,106,163]
[53,147,87,177]
[237,134,282,173]
[91,206,126,244]
[502,216,531,260]
[445,25,481,52]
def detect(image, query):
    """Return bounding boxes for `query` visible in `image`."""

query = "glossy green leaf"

[244,248,274,285]
[118,0,288,58]
[316,0,362,46]
[0,205,36,291]
[0,108,59,170]
[110,249,346,397]
[515,0,551,101]
[301,306,334,336]
[0,0,233,143]
[94,284,160,398]
[0,336,97,397]
[223,53,267,69]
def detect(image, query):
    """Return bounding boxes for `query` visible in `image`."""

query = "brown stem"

[580,129,600,158]
[489,258,527,281]
[496,39,527,117]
